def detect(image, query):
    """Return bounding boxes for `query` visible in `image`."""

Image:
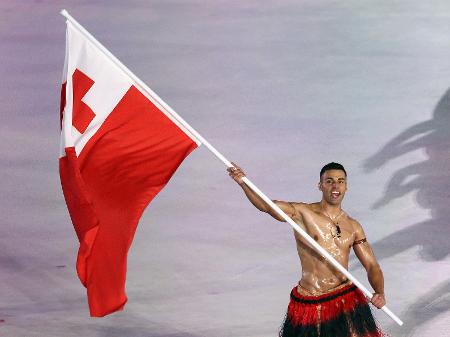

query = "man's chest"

[299,211,355,250]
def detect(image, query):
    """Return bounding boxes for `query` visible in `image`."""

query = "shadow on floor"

[387,280,450,337]
[355,87,450,335]
[363,87,450,262]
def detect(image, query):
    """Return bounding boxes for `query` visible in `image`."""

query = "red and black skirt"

[279,283,386,337]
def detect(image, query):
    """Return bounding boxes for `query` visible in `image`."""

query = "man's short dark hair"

[320,162,347,179]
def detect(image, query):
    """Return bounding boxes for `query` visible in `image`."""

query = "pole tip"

[60,9,69,17]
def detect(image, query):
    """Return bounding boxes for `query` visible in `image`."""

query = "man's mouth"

[331,191,340,198]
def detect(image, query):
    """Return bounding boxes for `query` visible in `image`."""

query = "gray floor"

[1,1,450,336]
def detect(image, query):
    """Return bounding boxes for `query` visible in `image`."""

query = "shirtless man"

[228,162,387,337]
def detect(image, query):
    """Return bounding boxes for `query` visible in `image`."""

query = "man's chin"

[327,197,343,205]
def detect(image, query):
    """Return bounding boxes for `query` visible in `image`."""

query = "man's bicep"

[353,232,379,271]
[270,200,297,221]
[352,221,375,268]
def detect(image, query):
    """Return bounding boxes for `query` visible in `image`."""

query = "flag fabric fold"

[59,20,200,317]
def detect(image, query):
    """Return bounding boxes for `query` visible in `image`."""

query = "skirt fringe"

[279,284,387,337]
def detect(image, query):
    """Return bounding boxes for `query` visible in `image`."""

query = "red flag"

[59,21,200,317]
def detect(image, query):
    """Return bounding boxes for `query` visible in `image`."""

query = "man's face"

[318,169,347,205]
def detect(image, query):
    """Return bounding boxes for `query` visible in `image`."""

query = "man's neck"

[319,200,342,216]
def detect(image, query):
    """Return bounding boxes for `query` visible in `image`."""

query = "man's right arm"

[227,163,298,222]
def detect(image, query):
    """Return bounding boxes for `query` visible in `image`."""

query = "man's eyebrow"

[324,177,346,181]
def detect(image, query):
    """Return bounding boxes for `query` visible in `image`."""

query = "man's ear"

[318,182,322,191]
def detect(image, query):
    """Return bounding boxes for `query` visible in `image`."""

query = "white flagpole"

[60,9,403,326]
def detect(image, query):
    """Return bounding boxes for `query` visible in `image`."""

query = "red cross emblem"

[60,69,96,134]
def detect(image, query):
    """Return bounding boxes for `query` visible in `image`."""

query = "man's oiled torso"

[292,203,357,295]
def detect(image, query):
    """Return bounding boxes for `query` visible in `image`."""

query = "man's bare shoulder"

[345,214,362,229]
[289,202,321,215]
[344,214,367,239]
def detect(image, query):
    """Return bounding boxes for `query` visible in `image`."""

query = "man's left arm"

[352,221,386,309]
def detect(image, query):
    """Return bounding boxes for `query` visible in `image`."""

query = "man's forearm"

[240,183,270,213]
[367,264,384,294]
[228,164,273,214]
